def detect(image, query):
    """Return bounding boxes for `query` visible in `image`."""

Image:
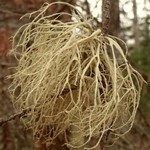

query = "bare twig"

[0,8,23,16]
[0,109,29,126]
[0,85,77,126]
[0,62,16,67]
[55,0,73,13]
[84,0,91,15]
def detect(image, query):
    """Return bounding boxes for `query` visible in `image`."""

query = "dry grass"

[9,2,144,149]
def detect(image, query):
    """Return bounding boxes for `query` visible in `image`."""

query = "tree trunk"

[108,0,120,36]
[132,0,140,48]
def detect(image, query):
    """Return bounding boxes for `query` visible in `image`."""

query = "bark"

[102,0,111,34]
[2,123,15,150]
[108,0,120,36]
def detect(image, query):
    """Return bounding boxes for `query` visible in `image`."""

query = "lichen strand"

[9,2,144,150]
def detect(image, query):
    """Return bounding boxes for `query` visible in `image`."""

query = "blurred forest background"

[0,0,149,150]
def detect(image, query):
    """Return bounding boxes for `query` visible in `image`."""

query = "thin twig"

[0,85,77,126]
[55,0,73,13]
[0,62,16,67]
[0,8,23,16]
[84,0,91,15]
[0,109,30,126]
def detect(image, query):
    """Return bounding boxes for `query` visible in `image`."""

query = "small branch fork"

[102,0,111,35]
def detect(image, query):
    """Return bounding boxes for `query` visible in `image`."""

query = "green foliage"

[130,15,150,115]
[131,46,150,73]
[141,89,150,113]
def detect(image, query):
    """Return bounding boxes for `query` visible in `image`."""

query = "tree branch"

[0,85,77,126]
[0,109,29,126]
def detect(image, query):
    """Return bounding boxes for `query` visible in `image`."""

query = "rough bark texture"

[102,0,111,34]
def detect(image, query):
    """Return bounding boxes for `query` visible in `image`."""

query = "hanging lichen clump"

[9,2,144,149]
